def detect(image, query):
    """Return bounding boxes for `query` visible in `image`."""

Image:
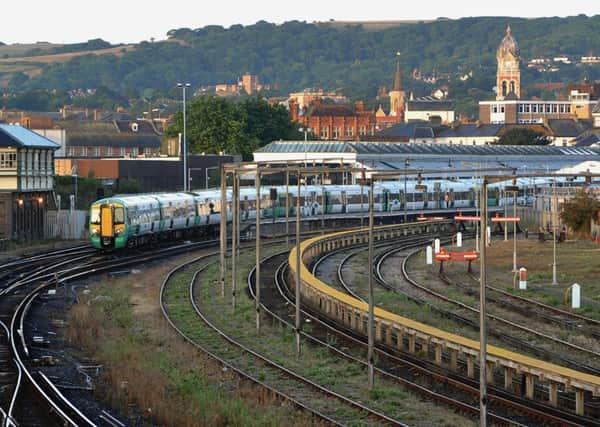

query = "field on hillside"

[0,42,64,58]
[0,44,136,87]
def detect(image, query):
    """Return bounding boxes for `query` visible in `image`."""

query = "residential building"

[241,73,260,94]
[370,121,501,145]
[289,99,376,141]
[404,96,455,124]
[594,102,600,128]
[287,89,349,110]
[47,120,162,160]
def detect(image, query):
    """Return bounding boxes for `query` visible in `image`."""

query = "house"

[404,96,455,124]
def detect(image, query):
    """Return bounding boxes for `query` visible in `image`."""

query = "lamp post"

[299,127,311,167]
[404,159,410,222]
[177,82,191,192]
[71,165,78,210]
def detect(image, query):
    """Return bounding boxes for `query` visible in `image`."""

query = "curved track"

[308,239,596,426]
[377,246,600,377]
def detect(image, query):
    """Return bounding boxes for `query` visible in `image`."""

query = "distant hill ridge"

[1,16,600,115]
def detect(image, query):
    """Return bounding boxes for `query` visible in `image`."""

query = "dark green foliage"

[0,89,71,111]
[116,178,143,194]
[6,16,600,116]
[498,128,551,145]
[165,95,295,159]
[72,86,128,110]
[560,189,600,236]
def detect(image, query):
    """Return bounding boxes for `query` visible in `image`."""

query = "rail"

[288,220,600,416]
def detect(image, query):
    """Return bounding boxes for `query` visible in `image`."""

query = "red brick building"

[289,99,376,141]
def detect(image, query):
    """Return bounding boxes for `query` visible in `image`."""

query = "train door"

[100,204,114,239]
[382,190,389,212]
[341,191,347,213]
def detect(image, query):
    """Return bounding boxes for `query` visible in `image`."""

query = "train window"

[90,206,100,224]
[114,207,125,224]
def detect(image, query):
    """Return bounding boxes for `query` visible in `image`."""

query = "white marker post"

[426,246,433,265]
[434,238,440,254]
[572,284,581,309]
[457,232,462,247]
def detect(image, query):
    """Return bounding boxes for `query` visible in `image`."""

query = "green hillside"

[2,16,600,116]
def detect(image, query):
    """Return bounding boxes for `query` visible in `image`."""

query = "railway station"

[254,140,600,179]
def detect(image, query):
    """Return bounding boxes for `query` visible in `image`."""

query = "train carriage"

[90,179,485,249]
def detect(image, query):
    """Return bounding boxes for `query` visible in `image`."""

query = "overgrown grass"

[181,245,475,427]
[67,259,318,427]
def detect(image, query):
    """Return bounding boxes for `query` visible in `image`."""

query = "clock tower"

[496,26,521,100]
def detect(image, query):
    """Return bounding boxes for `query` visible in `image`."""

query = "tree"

[560,189,600,236]
[166,95,295,160]
[498,128,551,145]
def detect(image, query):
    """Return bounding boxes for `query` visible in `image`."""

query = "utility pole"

[219,166,227,297]
[285,168,290,247]
[513,188,517,272]
[255,172,261,334]
[367,178,375,389]
[321,172,325,233]
[296,169,302,357]
[552,178,558,285]
[231,171,237,311]
[479,181,488,427]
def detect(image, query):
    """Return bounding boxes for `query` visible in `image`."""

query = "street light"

[177,82,191,192]
[71,165,78,210]
[299,127,311,167]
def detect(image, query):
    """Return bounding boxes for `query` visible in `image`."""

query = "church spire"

[506,25,511,37]
[393,51,402,91]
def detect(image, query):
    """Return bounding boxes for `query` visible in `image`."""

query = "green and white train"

[90,181,477,249]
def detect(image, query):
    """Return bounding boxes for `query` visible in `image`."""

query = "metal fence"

[46,210,88,240]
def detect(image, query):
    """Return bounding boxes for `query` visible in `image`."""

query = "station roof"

[256,140,600,157]
[0,124,60,149]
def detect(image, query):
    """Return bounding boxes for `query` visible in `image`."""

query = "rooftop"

[406,96,453,111]
[256,140,600,157]
[0,124,60,149]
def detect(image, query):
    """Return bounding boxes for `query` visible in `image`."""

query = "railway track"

[0,239,237,426]
[368,243,600,419]
[381,245,600,375]
[160,240,410,425]
[307,237,600,425]
[452,269,600,340]
[260,248,596,426]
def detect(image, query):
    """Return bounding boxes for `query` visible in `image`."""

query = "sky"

[1,1,598,44]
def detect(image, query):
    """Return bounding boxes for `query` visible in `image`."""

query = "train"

[90,179,529,249]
